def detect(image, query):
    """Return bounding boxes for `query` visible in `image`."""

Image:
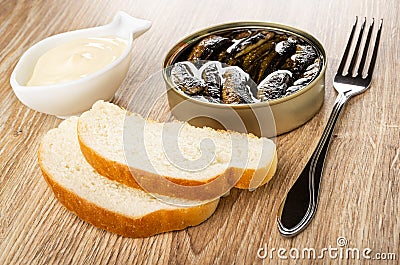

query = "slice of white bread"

[38,117,219,238]
[77,101,277,200]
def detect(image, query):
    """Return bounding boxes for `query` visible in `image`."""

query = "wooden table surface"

[1,0,399,264]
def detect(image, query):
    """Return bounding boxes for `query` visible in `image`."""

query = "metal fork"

[277,17,383,237]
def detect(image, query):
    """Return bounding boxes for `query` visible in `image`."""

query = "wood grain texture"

[0,0,399,264]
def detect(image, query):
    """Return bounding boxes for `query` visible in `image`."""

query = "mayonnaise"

[27,36,127,86]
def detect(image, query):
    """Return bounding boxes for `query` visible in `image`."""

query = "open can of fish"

[163,22,327,137]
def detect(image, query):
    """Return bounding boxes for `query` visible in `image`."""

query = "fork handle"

[277,93,348,237]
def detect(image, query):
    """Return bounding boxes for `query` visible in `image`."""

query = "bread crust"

[38,145,219,238]
[78,130,277,200]
[234,150,278,189]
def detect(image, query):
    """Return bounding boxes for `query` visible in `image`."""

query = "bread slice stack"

[38,101,277,238]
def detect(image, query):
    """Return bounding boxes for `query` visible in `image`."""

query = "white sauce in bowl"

[27,36,127,86]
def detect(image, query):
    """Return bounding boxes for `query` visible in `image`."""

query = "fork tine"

[367,18,383,78]
[357,18,374,76]
[337,17,358,75]
[349,17,366,75]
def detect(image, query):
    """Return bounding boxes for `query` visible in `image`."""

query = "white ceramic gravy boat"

[10,11,151,118]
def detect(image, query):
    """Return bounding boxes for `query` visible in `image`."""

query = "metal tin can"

[163,22,327,137]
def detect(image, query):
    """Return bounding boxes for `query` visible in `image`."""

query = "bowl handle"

[110,11,152,39]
